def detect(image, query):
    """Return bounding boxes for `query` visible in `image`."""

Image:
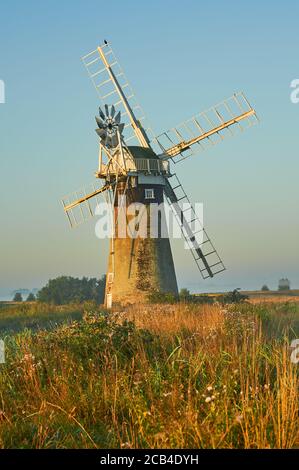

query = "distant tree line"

[148,288,249,305]
[148,289,214,304]
[13,292,35,302]
[261,285,270,291]
[36,276,106,305]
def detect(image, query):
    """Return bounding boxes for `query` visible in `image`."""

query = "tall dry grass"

[0,302,298,448]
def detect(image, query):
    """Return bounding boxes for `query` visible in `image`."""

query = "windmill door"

[106,293,112,309]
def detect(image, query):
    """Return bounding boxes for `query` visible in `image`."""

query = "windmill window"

[144,189,155,199]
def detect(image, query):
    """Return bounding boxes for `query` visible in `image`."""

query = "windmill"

[62,41,258,307]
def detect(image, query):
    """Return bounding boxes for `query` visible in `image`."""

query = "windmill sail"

[82,41,153,148]
[164,174,225,279]
[62,181,114,227]
[152,92,258,162]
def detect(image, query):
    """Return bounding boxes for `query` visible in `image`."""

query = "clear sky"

[0,0,298,296]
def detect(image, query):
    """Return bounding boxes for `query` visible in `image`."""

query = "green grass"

[0,302,85,333]
[236,301,299,339]
[0,302,298,448]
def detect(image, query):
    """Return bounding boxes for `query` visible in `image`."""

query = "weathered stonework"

[105,194,178,305]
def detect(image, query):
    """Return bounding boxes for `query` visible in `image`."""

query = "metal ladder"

[164,174,225,279]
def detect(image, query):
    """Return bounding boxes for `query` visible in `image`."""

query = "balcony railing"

[132,158,170,175]
[96,157,170,178]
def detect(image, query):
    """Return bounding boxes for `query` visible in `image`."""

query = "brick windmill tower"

[62,41,258,307]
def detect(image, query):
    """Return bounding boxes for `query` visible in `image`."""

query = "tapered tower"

[105,146,178,306]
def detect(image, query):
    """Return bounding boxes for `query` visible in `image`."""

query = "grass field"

[0,302,84,333]
[0,300,298,448]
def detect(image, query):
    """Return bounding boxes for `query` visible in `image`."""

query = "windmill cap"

[128,146,159,160]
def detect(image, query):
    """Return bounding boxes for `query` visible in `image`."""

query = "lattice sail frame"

[61,180,114,228]
[151,92,258,162]
[82,42,154,148]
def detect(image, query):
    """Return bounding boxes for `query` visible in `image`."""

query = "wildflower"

[205,396,212,403]
[21,353,35,362]
[121,442,131,448]
[207,386,213,392]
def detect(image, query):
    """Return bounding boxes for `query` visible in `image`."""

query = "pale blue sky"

[0,0,298,296]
